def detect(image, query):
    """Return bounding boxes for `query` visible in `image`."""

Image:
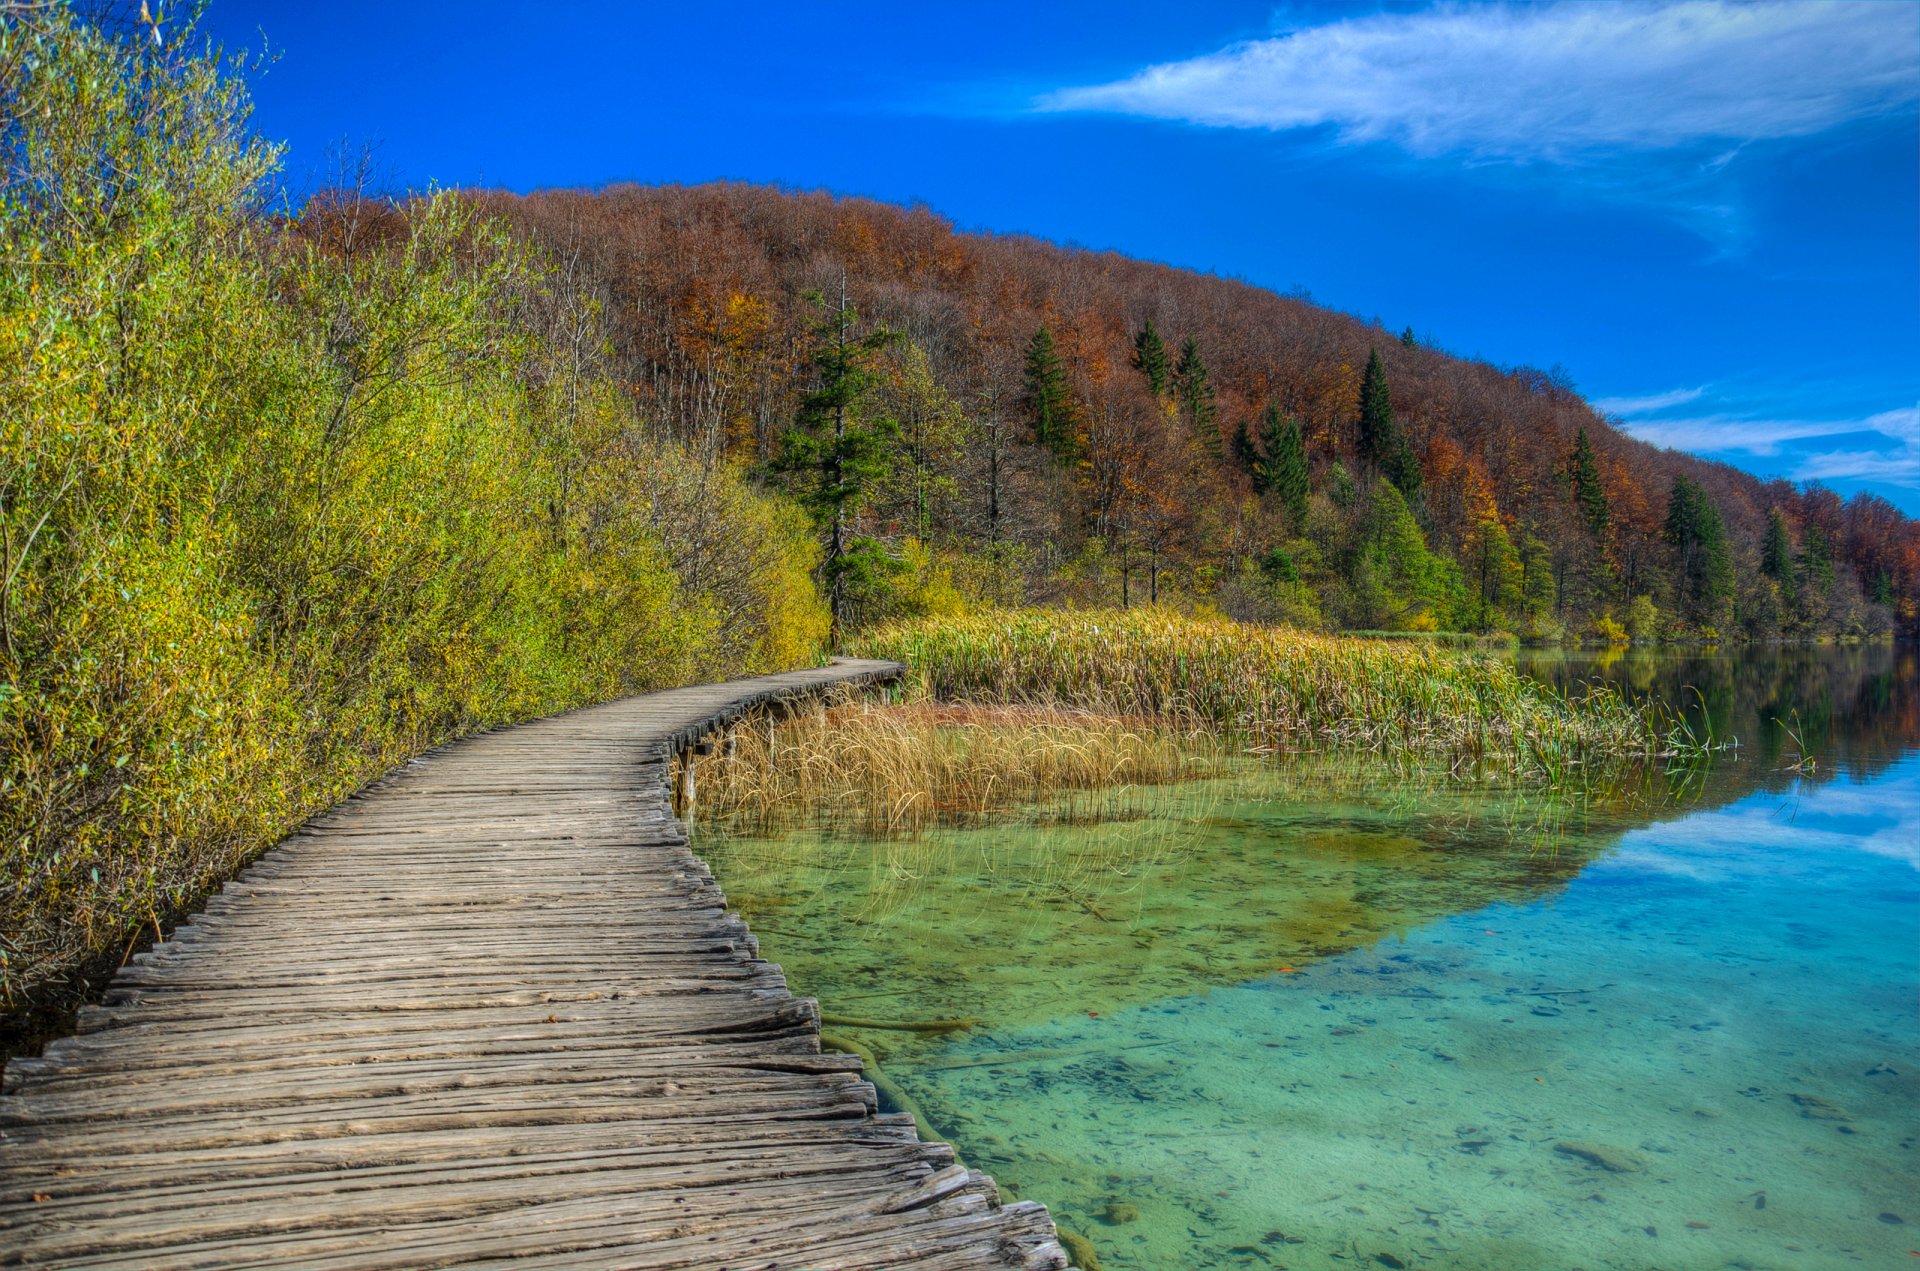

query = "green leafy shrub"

[0,11,823,1011]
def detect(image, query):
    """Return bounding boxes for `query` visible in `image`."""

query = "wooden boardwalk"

[0,661,1073,1271]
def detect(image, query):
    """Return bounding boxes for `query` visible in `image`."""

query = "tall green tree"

[1253,405,1310,530]
[1356,347,1421,498]
[1384,432,1422,501]
[1231,417,1259,476]
[1569,428,1610,543]
[1358,348,1393,466]
[879,341,967,542]
[1021,325,1077,463]
[1518,529,1556,620]
[1399,326,1418,349]
[1174,336,1220,458]
[1761,508,1794,582]
[773,287,900,636]
[1663,475,1734,627]
[1798,524,1835,592]
[1361,481,1462,629]
[1467,515,1521,632]
[1131,319,1169,395]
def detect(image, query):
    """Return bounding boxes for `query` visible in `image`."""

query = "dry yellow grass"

[693,695,1222,838]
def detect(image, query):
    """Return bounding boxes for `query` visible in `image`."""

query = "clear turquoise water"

[699,648,1920,1270]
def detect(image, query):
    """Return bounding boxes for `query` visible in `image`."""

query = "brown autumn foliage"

[471,182,1920,639]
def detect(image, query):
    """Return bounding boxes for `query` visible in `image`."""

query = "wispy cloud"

[1039,2,1919,162]
[1591,386,1705,416]
[1607,399,1920,487]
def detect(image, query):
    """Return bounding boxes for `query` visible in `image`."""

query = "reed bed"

[700,611,1698,841]
[693,696,1224,839]
[846,609,1672,779]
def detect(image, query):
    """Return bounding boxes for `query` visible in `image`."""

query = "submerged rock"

[1789,1093,1852,1122]
[1554,1140,1648,1173]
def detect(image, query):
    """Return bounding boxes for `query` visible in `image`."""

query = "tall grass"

[847,609,1666,777]
[695,696,1222,838]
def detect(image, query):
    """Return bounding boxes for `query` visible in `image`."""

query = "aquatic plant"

[693,696,1223,838]
[847,609,1665,778]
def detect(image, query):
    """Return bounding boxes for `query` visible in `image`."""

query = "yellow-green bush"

[0,12,823,1009]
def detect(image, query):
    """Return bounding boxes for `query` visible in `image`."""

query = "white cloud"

[1591,386,1705,415]
[1604,768,1920,876]
[1611,404,1920,486]
[1040,1,1920,161]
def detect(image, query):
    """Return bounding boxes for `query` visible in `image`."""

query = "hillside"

[480,182,1919,641]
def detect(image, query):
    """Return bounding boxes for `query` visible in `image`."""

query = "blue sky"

[200,1,1920,511]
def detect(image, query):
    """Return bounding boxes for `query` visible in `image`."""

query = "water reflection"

[697,647,1920,1270]
[1518,643,1920,783]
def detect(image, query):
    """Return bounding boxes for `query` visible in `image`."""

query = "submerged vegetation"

[0,11,823,1013]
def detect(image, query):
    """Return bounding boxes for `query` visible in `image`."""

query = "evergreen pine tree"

[1385,434,1422,501]
[1021,325,1077,464]
[1761,508,1794,581]
[1701,502,1735,621]
[1253,405,1311,531]
[1663,475,1733,626]
[1131,319,1169,395]
[1358,347,1393,466]
[1798,524,1835,591]
[1355,347,1419,497]
[1870,569,1895,607]
[1231,417,1259,475]
[1174,336,1220,458]
[1399,326,1418,349]
[1569,428,1610,543]
[772,288,900,637]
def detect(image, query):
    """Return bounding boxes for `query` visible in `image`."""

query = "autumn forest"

[484,183,1919,645]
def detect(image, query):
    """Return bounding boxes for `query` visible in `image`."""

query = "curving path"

[0,660,1073,1271]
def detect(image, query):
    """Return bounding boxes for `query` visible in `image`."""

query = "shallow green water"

[697,646,1920,1270]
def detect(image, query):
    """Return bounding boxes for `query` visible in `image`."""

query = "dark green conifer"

[1798,524,1835,591]
[1569,428,1610,543]
[1231,417,1259,475]
[1355,347,1418,496]
[1254,404,1310,530]
[1358,348,1393,466]
[1131,319,1169,395]
[1870,569,1895,607]
[1663,475,1733,624]
[773,289,900,636]
[1174,336,1220,458]
[1761,508,1794,581]
[1021,325,1078,463]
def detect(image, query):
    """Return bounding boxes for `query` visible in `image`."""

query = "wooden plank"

[0,660,1075,1270]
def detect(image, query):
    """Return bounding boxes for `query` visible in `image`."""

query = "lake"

[696,645,1919,1270]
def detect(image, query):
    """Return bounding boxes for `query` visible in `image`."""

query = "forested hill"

[479,183,1919,641]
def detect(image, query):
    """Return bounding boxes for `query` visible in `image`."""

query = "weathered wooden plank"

[0,660,1075,1270]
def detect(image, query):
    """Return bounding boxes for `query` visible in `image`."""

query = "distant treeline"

[479,183,1918,644]
[0,11,822,1013]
